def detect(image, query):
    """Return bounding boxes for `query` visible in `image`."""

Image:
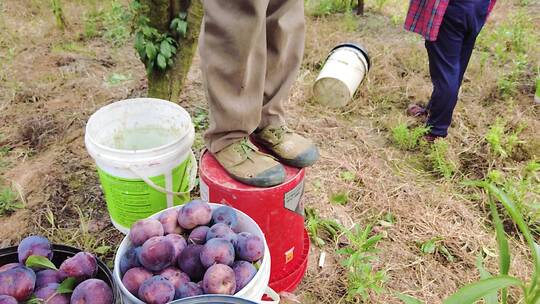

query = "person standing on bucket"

[198,0,319,187]
[405,0,497,141]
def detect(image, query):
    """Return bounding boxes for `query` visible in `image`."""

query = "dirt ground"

[0,0,539,303]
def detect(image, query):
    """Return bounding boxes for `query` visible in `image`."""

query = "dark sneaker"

[423,133,440,143]
[214,138,286,187]
[252,126,319,168]
[407,104,428,120]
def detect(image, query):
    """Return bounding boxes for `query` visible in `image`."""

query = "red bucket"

[199,151,309,292]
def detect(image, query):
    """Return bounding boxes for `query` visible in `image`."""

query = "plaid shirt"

[404,0,497,41]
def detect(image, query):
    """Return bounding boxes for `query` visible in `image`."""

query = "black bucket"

[0,244,120,302]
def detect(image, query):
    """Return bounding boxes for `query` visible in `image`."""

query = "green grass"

[0,185,23,215]
[305,0,356,16]
[487,161,540,236]
[485,118,525,159]
[427,139,457,179]
[83,0,131,46]
[51,41,96,56]
[391,123,430,150]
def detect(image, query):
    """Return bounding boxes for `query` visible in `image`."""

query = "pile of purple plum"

[0,235,113,304]
[120,200,265,303]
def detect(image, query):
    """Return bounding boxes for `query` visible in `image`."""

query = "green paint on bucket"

[97,158,191,228]
[85,98,197,234]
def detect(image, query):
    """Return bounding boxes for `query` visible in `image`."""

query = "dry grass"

[0,0,538,303]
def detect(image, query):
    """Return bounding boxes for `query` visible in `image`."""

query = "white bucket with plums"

[113,202,279,304]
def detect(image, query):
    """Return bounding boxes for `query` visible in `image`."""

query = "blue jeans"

[425,0,490,137]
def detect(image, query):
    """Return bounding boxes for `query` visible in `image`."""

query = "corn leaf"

[488,195,510,304]
[475,255,498,304]
[486,183,540,294]
[395,293,424,304]
[443,276,522,304]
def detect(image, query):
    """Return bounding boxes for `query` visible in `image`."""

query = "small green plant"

[427,139,457,179]
[497,54,528,98]
[50,0,66,30]
[105,72,132,86]
[305,0,355,16]
[485,118,525,159]
[338,225,386,301]
[397,182,540,304]
[103,0,132,46]
[329,191,349,205]
[305,207,343,247]
[418,237,455,262]
[0,185,23,215]
[391,123,430,150]
[340,170,356,182]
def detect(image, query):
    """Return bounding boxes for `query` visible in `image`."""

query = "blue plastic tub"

[170,295,259,304]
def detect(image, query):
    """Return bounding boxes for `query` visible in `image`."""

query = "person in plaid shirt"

[404,0,497,141]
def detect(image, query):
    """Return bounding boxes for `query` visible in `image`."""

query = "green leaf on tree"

[145,43,157,61]
[25,255,57,270]
[160,40,172,58]
[57,277,77,294]
[177,21,188,37]
[157,53,167,70]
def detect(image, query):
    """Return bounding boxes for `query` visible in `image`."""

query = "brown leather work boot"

[252,126,319,168]
[214,138,286,187]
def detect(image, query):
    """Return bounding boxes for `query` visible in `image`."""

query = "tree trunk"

[141,0,203,101]
[357,0,364,15]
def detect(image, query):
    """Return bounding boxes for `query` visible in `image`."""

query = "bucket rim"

[113,203,272,304]
[330,42,371,70]
[85,98,194,155]
[170,295,259,303]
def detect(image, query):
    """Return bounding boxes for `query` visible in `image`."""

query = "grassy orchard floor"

[0,0,539,303]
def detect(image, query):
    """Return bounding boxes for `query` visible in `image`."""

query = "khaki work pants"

[200,0,305,153]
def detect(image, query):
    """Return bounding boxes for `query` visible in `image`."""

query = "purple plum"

[235,232,264,262]
[206,223,237,244]
[129,219,164,247]
[212,205,239,231]
[0,295,17,304]
[35,269,62,289]
[232,261,257,292]
[17,235,53,264]
[0,266,36,301]
[122,267,152,296]
[138,276,175,304]
[202,264,236,295]
[35,283,70,304]
[120,246,142,275]
[178,244,205,282]
[159,208,183,235]
[158,267,190,289]
[174,282,204,299]
[71,279,113,304]
[59,252,97,280]
[188,226,210,245]
[139,236,175,272]
[200,238,235,268]
[0,263,20,273]
[164,234,187,262]
[178,200,212,229]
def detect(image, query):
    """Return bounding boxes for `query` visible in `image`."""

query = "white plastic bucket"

[85,98,197,234]
[313,43,370,108]
[113,203,280,304]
